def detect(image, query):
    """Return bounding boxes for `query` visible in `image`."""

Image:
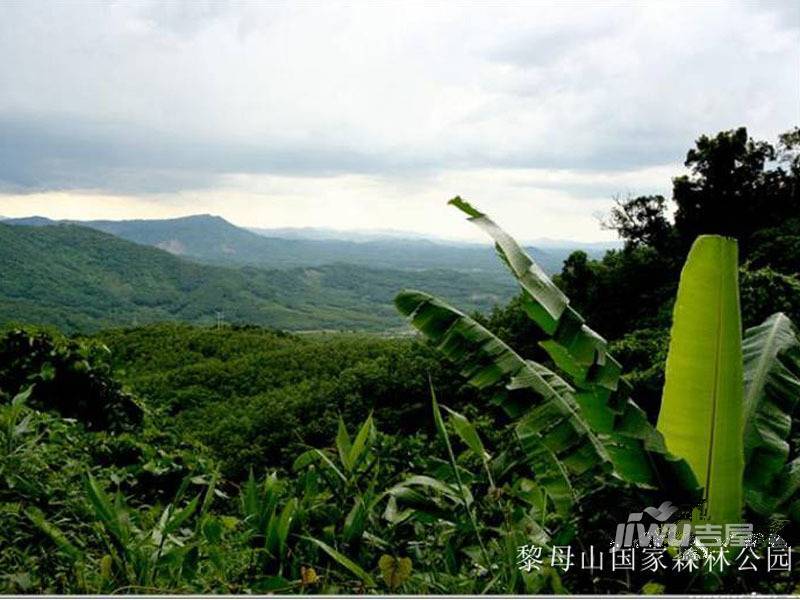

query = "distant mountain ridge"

[250,225,622,251]
[248,226,438,243]
[3,214,614,274]
[0,222,517,333]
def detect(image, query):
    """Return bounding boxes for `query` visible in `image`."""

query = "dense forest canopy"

[0,127,798,594]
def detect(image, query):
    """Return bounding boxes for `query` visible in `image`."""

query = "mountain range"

[3,214,613,274]
[0,221,519,333]
[0,214,617,333]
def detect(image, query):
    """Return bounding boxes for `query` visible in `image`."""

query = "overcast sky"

[0,1,797,241]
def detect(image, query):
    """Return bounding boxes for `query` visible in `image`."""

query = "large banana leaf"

[657,235,744,525]
[445,198,699,498]
[449,197,624,401]
[396,290,610,513]
[741,312,800,520]
[448,197,569,334]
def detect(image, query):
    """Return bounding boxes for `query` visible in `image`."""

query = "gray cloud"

[0,113,403,193]
[0,1,796,195]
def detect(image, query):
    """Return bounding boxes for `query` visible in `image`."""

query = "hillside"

[4,214,578,273]
[0,222,516,333]
[90,323,474,477]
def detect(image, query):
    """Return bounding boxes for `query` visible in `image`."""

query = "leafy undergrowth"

[1,327,797,594]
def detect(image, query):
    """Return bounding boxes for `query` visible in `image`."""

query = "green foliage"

[740,267,800,327]
[742,313,800,521]
[657,236,744,524]
[0,332,580,594]
[555,244,677,340]
[396,198,800,594]
[385,387,558,594]
[608,328,669,420]
[0,385,401,593]
[0,329,142,431]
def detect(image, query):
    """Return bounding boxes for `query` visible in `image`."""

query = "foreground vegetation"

[4,322,795,594]
[1,127,798,594]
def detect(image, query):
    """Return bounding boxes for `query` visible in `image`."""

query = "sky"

[0,1,797,242]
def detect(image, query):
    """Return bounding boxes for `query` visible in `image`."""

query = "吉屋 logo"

[614,501,690,548]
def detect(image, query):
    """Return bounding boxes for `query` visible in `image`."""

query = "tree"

[603,194,674,251]
[673,127,798,260]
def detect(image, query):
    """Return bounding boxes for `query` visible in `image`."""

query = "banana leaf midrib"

[703,240,725,508]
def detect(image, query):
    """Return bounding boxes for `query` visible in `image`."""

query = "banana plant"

[741,313,800,522]
[396,198,699,514]
[651,239,800,525]
[396,198,800,525]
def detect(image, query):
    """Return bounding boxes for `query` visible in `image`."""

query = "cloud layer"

[0,1,797,239]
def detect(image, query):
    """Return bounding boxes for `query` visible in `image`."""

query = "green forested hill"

[0,222,515,332]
